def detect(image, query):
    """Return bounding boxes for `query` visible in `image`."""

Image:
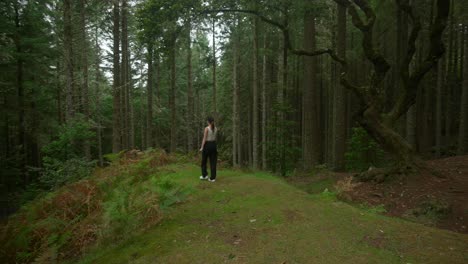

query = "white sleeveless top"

[206,126,217,141]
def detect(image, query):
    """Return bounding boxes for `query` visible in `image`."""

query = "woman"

[199,116,218,182]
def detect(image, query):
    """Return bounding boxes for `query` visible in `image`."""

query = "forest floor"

[324,155,468,234]
[77,163,468,264]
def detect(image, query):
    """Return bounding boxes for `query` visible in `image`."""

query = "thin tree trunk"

[121,0,129,150]
[112,0,121,153]
[332,3,347,171]
[212,17,217,114]
[458,26,468,154]
[232,29,238,166]
[146,44,153,149]
[445,0,455,148]
[261,33,267,170]
[170,33,177,153]
[252,15,259,169]
[436,56,445,157]
[95,25,103,166]
[14,3,26,183]
[187,24,194,152]
[63,0,74,120]
[302,11,321,169]
[79,0,91,159]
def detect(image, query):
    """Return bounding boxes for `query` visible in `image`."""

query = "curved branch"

[387,0,449,124]
[202,8,365,97]
[335,0,391,92]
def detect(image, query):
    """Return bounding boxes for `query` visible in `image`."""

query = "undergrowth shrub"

[345,127,385,171]
[39,117,96,191]
[404,199,451,225]
[1,149,185,263]
[266,103,301,176]
[40,158,95,190]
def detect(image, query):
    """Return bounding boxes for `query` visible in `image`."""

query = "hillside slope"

[78,164,468,264]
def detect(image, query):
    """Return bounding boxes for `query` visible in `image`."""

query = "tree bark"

[63,0,75,120]
[14,2,26,183]
[146,44,153,149]
[112,0,121,153]
[262,33,267,170]
[212,17,217,114]
[252,15,259,169]
[436,56,445,157]
[332,3,347,171]
[232,29,239,166]
[79,0,91,159]
[458,25,468,154]
[302,11,321,169]
[94,25,104,166]
[170,33,177,153]
[187,24,194,152]
[121,0,129,150]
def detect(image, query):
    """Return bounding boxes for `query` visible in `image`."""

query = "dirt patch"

[342,155,468,234]
[361,231,387,249]
[282,209,305,222]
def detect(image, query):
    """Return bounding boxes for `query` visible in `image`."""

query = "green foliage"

[404,199,451,226]
[317,188,337,201]
[266,103,301,176]
[37,117,96,191]
[345,127,385,171]
[40,158,95,190]
[3,151,186,263]
[360,204,387,214]
[42,117,95,161]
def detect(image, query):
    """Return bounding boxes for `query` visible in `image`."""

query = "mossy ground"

[77,164,468,264]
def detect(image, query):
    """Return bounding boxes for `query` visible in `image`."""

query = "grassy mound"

[0,149,189,263]
[79,166,468,264]
[3,154,467,263]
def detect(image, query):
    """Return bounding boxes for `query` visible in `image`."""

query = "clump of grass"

[361,204,387,214]
[403,199,451,226]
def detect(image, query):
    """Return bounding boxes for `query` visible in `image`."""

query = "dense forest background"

[1,0,468,210]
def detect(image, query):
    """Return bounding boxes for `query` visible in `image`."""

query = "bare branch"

[202,8,366,97]
[387,0,449,124]
[335,0,391,94]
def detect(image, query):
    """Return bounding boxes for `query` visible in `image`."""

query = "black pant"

[201,141,217,180]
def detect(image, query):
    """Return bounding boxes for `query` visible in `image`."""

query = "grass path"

[79,164,468,264]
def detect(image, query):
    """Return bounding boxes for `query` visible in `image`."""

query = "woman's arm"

[200,127,208,151]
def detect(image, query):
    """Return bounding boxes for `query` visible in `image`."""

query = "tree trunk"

[232,29,239,166]
[436,55,445,157]
[63,0,75,120]
[94,25,103,166]
[187,24,194,152]
[212,17,217,114]
[121,0,129,150]
[79,0,91,159]
[359,107,419,168]
[112,0,121,153]
[170,34,177,153]
[146,44,153,149]
[332,3,347,171]
[302,11,321,169]
[445,0,455,149]
[458,26,468,154]
[261,33,267,170]
[252,16,259,169]
[14,3,26,183]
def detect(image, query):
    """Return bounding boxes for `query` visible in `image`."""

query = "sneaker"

[200,175,208,180]
[209,178,216,182]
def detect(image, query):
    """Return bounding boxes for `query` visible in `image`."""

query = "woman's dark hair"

[207,116,215,130]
